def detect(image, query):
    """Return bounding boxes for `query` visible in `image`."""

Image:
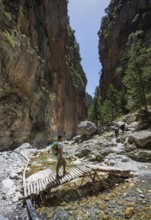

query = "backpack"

[51,142,58,156]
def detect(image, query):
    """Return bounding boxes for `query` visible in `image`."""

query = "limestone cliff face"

[0,0,87,150]
[98,0,151,98]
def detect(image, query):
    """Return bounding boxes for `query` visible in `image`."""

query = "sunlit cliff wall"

[0,0,87,150]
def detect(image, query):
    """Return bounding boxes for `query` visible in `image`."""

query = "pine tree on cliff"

[123,33,151,112]
[87,87,101,126]
[100,84,121,124]
[88,85,121,125]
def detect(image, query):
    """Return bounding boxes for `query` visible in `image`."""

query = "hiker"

[120,123,125,133]
[56,134,67,178]
[114,126,119,142]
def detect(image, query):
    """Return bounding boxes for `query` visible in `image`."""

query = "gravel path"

[0,147,31,220]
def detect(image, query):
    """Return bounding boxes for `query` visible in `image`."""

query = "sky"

[68,0,111,96]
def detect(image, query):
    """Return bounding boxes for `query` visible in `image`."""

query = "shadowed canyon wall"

[0,0,87,150]
[98,0,151,98]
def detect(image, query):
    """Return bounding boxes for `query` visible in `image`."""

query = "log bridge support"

[23,165,132,204]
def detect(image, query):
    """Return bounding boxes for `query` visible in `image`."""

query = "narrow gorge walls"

[0,0,87,150]
[98,0,151,98]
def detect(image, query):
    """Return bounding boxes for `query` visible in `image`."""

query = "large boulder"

[128,130,151,148]
[77,121,97,137]
[127,149,151,162]
[0,215,9,220]
[14,143,38,159]
[26,169,53,183]
[2,178,16,196]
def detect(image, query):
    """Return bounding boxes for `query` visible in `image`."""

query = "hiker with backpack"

[114,126,119,142]
[120,123,125,133]
[55,134,67,179]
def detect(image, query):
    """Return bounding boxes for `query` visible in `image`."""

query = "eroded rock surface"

[128,130,151,148]
[77,121,97,137]
[98,0,151,97]
[0,0,87,150]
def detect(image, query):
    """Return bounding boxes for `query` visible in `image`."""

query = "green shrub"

[3,31,17,48]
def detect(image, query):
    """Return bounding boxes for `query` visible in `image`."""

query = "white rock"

[15,143,33,152]
[72,159,82,165]
[0,215,9,220]
[140,194,145,198]
[2,178,15,191]
[26,169,53,183]
[12,192,22,202]
[77,121,97,136]
[10,172,18,179]
[17,168,23,174]
[72,135,83,142]
[128,130,151,147]
[137,188,143,193]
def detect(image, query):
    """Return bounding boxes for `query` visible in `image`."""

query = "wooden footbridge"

[24,164,132,199]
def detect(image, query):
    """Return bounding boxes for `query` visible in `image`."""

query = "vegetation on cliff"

[123,31,151,112]
[88,86,122,125]
[93,0,151,125]
[0,0,87,150]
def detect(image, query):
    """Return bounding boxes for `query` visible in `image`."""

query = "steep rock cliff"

[98,0,151,98]
[0,0,87,150]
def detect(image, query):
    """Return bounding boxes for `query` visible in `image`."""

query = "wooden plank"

[51,173,59,187]
[79,166,92,173]
[59,171,63,177]
[33,182,37,195]
[29,183,32,196]
[45,177,49,184]
[39,179,44,191]
[57,172,65,183]
[53,175,60,187]
[50,173,57,183]
[47,176,52,184]
[36,180,40,195]
[43,178,47,190]
[38,179,43,192]
[60,174,68,183]
[45,177,50,190]
[76,167,86,175]
[47,176,54,188]
[23,159,30,197]
[27,182,31,196]
[71,167,80,177]
[60,170,70,182]
[41,179,47,191]
[64,172,72,182]
[63,171,73,182]
[85,165,130,173]
[68,168,77,179]
[72,167,84,176]
[33,181,36,195]
[78,166,89,174]
[24,183,27,196]
[37,180,41,192]
[24,185,27,198]
[32,182,35,195]
[71,168,81,178]
[82,165,92,172]
[30,183,33,195]
[51,173,60,186]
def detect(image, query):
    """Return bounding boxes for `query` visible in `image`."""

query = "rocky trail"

[0,119,151,219]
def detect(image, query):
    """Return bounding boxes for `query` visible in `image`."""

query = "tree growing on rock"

[100,84,122,124]
[88,85,122,126]
[123,32,151,113]
[87,87,101,126]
